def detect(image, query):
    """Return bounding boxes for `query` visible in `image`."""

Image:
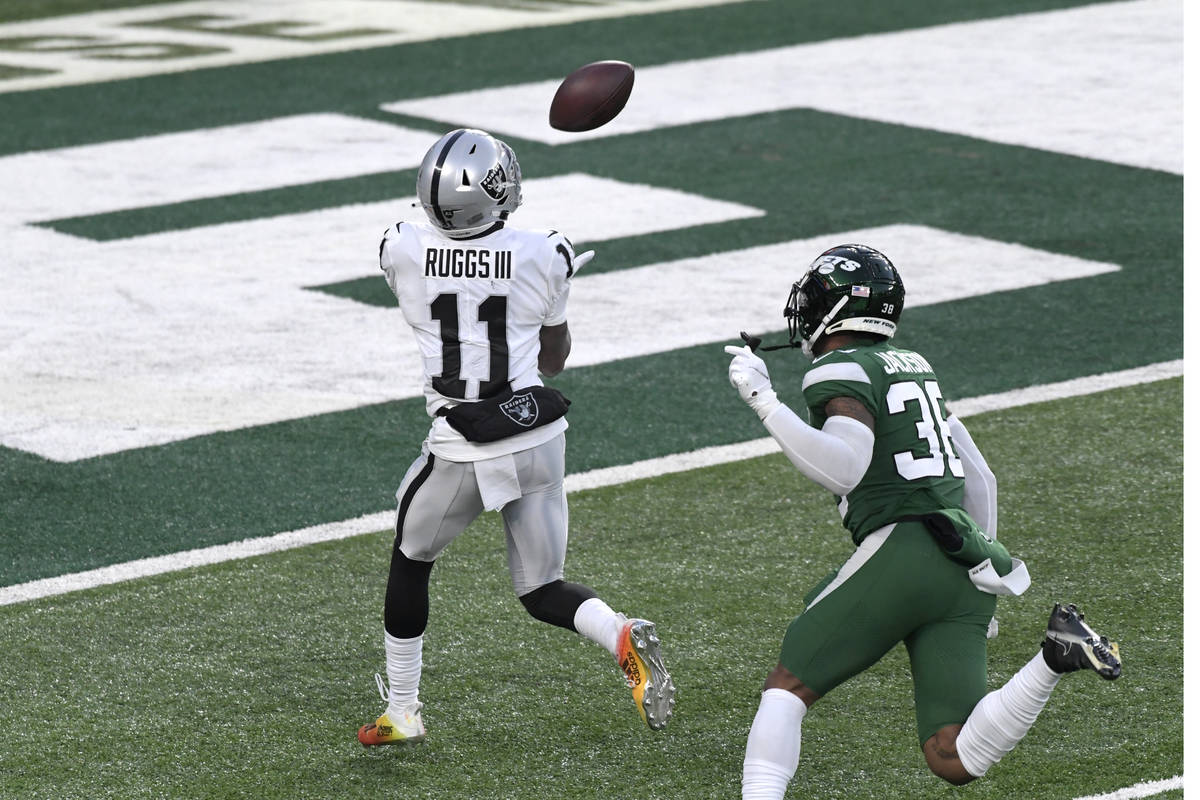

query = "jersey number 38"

[887,379,964,481]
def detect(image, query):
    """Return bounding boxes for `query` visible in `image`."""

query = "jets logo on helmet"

[785,244,905,358]
[816,255,860,274]
[416,129,523,239]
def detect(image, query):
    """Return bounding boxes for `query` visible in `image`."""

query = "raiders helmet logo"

[479,164,508,201]
[500,392,539,427]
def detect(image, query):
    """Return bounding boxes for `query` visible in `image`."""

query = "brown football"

[549,60,635,132]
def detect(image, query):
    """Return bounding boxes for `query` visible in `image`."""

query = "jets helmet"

[786,244,905,357]
[416,129,522,238]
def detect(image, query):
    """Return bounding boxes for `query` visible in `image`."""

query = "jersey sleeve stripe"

[802,361,871,391]
[555,243,574,278]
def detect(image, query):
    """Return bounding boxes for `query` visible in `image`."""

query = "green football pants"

[779,520,997,743]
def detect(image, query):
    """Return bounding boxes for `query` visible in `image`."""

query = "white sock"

[956,650,1061,777]
[384,631,423,715]
[742,688,808,800]
[573,597,622,656]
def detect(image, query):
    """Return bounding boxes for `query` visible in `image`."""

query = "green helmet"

[786,244,905,357]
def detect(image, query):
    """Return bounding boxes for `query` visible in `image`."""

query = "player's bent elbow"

[812,462,867,497]
[823,474,863,498]
[780,448,865,496]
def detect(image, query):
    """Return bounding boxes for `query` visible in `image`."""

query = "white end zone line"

[0,359,1181,608]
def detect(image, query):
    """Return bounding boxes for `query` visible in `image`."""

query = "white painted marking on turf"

[94,173,763,288]
[0,174,761,461]
[562,438,781,493]
[0,511,395,607]
[563,224,1121,367]
[385,0,1181,173]
[0,114,434,223]
[950,361,1186,418]
[0,359,1181,606]
[0,221,1117,461]
[1072,775,1183,800]
[0,0,753,94]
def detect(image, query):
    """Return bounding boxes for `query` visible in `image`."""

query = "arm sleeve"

[379,225,402,299]
[545,234,574,325]
[948,414,997,537]
[761,405,875,496]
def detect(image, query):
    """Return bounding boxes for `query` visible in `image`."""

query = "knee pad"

[518,580,597,631]
[384,547,435,639]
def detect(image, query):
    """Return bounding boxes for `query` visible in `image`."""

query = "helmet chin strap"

[802,295,850,358]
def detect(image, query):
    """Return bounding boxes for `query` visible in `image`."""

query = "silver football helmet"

[416,129,522,238]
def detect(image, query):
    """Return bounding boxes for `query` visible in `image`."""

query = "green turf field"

[0,379,1182,799]
[0,0,1182,797]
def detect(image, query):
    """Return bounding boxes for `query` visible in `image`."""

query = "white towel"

[969,558,1031,596]
[474,453,521,511]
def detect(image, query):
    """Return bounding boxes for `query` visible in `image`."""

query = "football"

[549,60,635,132]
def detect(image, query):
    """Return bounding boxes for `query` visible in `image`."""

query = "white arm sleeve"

[761,406,874,496]
[948,414,997,537]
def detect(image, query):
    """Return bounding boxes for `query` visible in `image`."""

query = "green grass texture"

[0,377,1181,799]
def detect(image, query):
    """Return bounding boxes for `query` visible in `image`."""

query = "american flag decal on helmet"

[851,285,871,297]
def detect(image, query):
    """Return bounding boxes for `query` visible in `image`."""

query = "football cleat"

[616,616,676,731]
[1042,603,1122,680]
[358,674,426,746]
[358,704,426,746]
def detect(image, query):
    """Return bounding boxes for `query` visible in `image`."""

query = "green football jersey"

[801,341,966,544]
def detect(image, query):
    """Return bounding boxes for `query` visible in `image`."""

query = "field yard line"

[0,359,1181,607]
[1073,775,1184,799]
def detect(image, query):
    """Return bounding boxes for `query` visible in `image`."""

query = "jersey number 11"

[430,293,509,400]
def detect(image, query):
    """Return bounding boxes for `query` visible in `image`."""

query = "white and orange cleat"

[616,616,676,731]
[358,704,426,746]
[358,675,426,746]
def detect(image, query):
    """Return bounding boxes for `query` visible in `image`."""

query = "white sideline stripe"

[0,360,1181,607]
[1073,776,1183,800]
[949,360,1184,418]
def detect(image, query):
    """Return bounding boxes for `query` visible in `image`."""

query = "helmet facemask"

[786,272,850,359]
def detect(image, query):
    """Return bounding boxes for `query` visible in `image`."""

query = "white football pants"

[394,433,568,596]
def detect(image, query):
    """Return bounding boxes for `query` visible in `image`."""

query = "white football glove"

[724,345,782,420]
[573,250,595,275]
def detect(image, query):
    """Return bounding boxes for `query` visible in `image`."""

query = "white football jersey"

[380,219,575,460]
